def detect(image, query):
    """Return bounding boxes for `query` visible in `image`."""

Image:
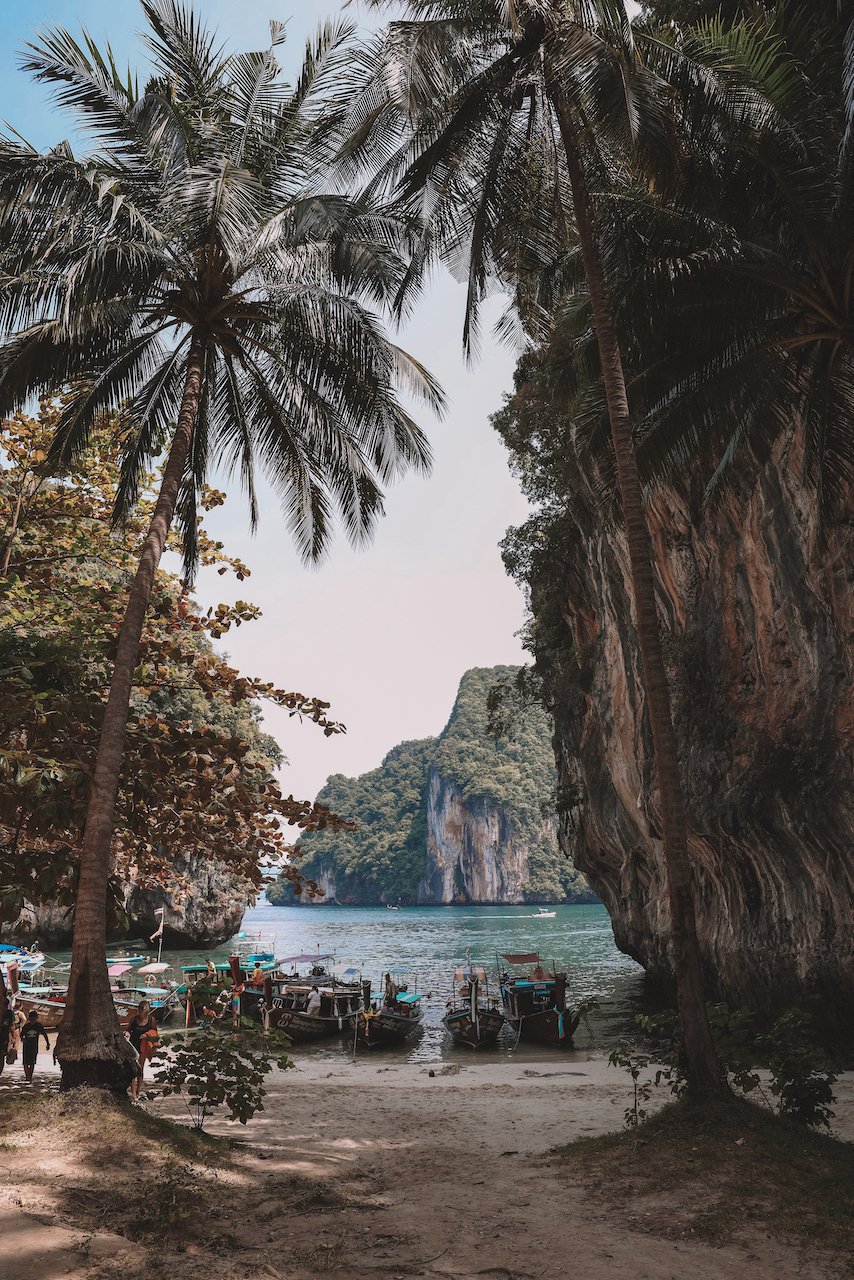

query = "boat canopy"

[454,966,487,982]
[331,964,361,979]
[107,963,133,977]
[278,953,333,965]
[500,952,541,965]
[395,992,421,1004]
[137,962,170,975]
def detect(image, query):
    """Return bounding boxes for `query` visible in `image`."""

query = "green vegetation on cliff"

[270,666,593,906]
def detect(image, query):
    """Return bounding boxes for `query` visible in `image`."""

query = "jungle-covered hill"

[269,666,594,906]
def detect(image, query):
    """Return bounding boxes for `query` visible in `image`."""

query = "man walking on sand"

[20,1010,50,1083]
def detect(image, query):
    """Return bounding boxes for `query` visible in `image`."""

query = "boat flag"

[149,908,165,944]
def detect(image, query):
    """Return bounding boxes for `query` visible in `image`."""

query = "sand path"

[2,1053,853,1280]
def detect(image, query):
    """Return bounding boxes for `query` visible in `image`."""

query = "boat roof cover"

[500,952,541,965]
[279,953,333,965]
[107,963,133,976]
[454,966,487,982]
[331,964,361,978]
[137,962,170,974]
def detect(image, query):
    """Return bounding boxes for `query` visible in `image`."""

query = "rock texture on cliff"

[508,425,853,1029]
[270,666,593,906]
[3,855,253,948]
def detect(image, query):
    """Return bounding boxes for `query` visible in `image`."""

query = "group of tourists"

[1,1006,50,1081]
[0,997,159,1098]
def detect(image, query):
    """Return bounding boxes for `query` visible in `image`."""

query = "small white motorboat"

[532,907,556,919]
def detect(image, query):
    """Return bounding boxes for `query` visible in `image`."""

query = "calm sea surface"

[46,901,648,1062]
[210,900,648,1062]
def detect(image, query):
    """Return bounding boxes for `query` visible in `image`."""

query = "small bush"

[609,1004,837,1129]
[758,1009,837,1129]
[152,1025,293,1130]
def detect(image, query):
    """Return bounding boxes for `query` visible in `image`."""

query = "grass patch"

[1,1090,238,1249]
[555,1096,854,1257]
[0,1088,233,1166]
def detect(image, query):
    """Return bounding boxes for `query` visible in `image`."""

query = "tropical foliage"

[0,0,442,1087]
[0,5,440,566]
[153,1026,294,1129]
[0,406,346,924]
[271,666,593,905]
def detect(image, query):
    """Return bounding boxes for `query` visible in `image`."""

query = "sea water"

[223,900,649,1062]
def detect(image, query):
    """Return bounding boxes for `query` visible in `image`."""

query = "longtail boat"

[356,969,423,1048]
[497,952,580,1048]
[443,965,505,1049]
[265,955,362,1042]
[0,944,45,976]
[12,983,181,1029]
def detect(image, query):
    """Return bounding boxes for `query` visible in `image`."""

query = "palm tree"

[0,0,442,1089]
[343,0,725,1097]
[614,4,854,522]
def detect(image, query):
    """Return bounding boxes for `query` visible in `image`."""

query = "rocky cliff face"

[547,437,853,1029]
[272,666,594,906]
[5,855,252,948]
[126,855,253,948]
[419,766,543,903]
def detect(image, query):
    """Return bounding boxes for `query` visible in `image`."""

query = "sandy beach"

[2,1051,853,1280]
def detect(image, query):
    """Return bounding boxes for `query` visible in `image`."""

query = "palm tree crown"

[600,5,854,518]
[339,0,675,353]
[0,0,442,571]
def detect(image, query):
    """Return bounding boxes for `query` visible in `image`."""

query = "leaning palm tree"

[618,4,854,521]
[342,0,725,1097]
[0,0,442,1089]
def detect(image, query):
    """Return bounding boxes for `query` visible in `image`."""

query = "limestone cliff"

[419,765,554,903]
[529,437,854,1029]
[270,666,593,906]
[4,856,252,948]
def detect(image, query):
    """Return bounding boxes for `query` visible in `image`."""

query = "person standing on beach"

[20,1011,50,1083]
[0,1002,13,1074]
[127,1000,159,1101]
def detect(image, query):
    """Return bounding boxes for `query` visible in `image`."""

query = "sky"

[0,0,534,803]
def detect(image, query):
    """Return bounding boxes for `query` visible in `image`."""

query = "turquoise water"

[218,900,647,1062]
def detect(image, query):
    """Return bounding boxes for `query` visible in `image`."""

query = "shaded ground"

[1,1055,853,1280]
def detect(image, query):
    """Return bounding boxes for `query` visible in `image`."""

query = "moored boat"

[357,969,423,1048]
[497,952,580,1048]
[0,943,46,976]
[265,955,362,1042]
[443,964,504,1049]
[13,981,181,1029]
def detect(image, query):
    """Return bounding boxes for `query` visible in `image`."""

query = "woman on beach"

[127,1000,159,1101]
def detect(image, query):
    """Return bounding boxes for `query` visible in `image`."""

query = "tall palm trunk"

[57,332,206,1091]
[551,94,724,1100]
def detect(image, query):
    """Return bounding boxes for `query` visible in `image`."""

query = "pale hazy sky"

[0,0,534,802]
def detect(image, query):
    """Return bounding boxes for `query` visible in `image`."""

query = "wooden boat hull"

[14,990,180,1031]
[506,1008,580,1047]
[268,1006,357,1042]
[12,994,66,1030]
[443,1007,505,1049]
[357,1009,422,1048]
